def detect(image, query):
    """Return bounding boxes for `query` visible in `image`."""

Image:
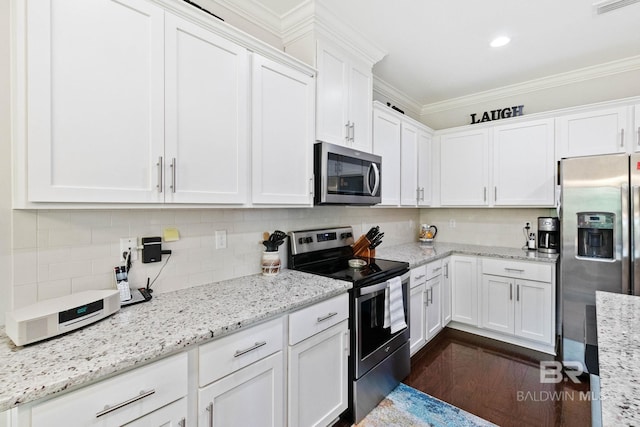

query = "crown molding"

[281,2,386,66]
[203,0,284,38]
[420,54,640,115]
[372,76,422,118]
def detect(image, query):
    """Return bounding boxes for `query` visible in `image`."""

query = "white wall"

[420,208,557,248]
[9,207,419,310]
[0,0,11,326]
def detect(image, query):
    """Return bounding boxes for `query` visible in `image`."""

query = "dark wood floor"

[404,329,591,427]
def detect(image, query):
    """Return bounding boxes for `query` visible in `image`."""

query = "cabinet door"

[409,282,426,355]
[252,55,314,205]
[450,256,478,325]
[26,0,165,203]
[316,40,349,146]
[493,118,555,206]
[481,274,514,335]
[425,275,442,342]
[400,122,419,206]
[123,398,187,427]
[441,258,452,326]
[557,106,628,158]
[164,14,248,204]
[198,352,284,427]
[288,321,349,427]
[373,107,402,206]
[515,279,553,344]
[348,60,373,152]
[417,130,433,206]
[440,129,489,206]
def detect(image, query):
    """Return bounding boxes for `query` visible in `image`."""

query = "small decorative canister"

[261,251,281,276]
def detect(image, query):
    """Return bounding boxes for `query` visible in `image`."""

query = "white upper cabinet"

[251,55,315,205]
[373,107,402,206]
[316,40,373,152]
[26,0,165,203]
[372,102,433,207]
[400,122,419,206]
[492,118,555,206]
[440,128,490,206]
[417,130,433,206]
[165,14,248,204]
[556,106,629,158]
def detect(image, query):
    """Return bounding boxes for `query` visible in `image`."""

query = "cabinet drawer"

[289,293,349,345]
[426,260,443,280]
[31,353,188,427]
[410,265,427,287]
[199,317,284,387]
[482,258,552,283]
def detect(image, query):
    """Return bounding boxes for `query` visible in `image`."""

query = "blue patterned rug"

[356,383,497,427]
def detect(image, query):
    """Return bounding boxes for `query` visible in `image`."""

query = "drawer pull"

[432,267,442,273]
[179,418,186,427]
[234,341,267,357]
[504,268,525,273]
[414,274,425,280]
[317,312,338,323]
[95,389,156,418]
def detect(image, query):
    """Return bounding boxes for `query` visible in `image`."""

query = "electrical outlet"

[120,237,138,262]
[449,219,456,228]
[215,230,227,249]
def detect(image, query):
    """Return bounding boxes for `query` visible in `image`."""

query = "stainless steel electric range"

[288,226,410,424]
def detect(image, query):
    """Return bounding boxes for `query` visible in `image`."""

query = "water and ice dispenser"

[577,213,614,259]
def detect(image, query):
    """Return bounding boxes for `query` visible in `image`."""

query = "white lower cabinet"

[198,352,284,427]
[476,258,555,353]
[287,294,349,427]
[450,256,479,326]
[441,257,452,326]
[30,353,188,427]
[409,260,445,356]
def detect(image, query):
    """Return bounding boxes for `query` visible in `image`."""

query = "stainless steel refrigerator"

[561,153,640,374]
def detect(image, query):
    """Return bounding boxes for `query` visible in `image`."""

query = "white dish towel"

[383,276,407,334]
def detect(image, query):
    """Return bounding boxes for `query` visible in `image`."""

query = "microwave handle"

[367,163,380,196]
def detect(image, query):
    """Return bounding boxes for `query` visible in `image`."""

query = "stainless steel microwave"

[314,142,381,205]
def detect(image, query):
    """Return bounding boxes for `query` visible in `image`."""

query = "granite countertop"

[596,291,640,426]
[0,270,351,411]
[375,241,558,268]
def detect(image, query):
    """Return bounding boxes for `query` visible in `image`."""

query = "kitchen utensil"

[263,231,270,241]
[348,259,367,269]
[419,224,437,241]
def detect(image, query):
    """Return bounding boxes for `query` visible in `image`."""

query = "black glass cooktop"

[296,257,409,287]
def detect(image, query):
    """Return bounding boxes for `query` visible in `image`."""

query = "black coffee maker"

[538,217,559,254]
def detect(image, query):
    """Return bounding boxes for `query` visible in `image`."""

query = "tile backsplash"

[10,207,420,309]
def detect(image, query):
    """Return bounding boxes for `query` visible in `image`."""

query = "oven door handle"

[358,272,410,296]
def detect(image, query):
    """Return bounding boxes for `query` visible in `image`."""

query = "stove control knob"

[305,237,313,243]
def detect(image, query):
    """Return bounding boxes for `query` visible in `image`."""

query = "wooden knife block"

[352,235,376,258]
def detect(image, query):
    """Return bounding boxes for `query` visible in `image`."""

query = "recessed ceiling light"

[490,36,511,48]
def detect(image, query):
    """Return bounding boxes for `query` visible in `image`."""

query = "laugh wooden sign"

[470,105,524,124]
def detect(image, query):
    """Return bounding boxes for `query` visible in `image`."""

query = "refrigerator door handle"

[631,185,640,295]
[622,184,631,295]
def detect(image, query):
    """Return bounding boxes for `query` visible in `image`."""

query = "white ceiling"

[238,0,640,107]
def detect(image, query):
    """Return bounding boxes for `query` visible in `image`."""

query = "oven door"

[314,141,381,205]
[353,272,410,379]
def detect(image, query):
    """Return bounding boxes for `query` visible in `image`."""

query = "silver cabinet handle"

[414,274,425,281]
[157,156,163,193]
[637,127,640,147]
[179,418,186,427]
[432,267,442,273]
[621,128,625,147]
[234,341,267,357]
[494,186,497,201]
[505,268,525,273]
[517,284,520,301]
[483,187,487,202]
[420,188,425,201]
[207,402,213,427]
[170,157,176,193]
[349,122,355,142]
[345,121,351,143]
[510,282,513,300]
[428,288,433,304]
[444,263,449,278]
[317,312,338,322]
[95,389,156,418]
